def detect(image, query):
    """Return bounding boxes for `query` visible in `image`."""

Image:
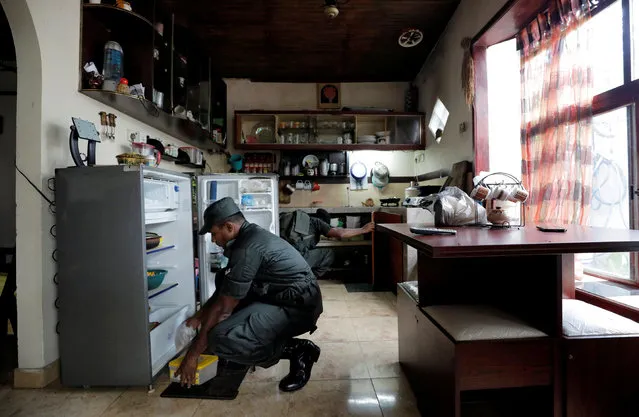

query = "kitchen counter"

[279,206,406,214]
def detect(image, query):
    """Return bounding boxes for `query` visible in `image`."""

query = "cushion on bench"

[424,305,548,341]
[563,299,639,337]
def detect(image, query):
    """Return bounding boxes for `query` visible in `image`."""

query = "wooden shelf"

[235,143,423,151]
[279,175,350,184]
[81,89,222,151]
[83,4,153,28]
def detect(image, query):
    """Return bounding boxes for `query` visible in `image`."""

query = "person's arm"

[176,295,239,387]
[176,243,261,387]
[326,222,375,240]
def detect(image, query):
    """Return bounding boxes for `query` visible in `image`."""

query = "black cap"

[198,197,242,235]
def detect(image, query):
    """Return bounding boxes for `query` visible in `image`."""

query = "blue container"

[228,154,243,171]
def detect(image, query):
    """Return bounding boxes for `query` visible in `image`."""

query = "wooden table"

[377,223,639,417]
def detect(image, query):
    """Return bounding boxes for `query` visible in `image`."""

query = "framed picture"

[317,83,341,109]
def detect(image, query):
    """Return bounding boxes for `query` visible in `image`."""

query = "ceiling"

[157,0,460,82]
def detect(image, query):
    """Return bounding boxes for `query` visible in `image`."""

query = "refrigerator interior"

[197,174,279,302]
[143,168,196,376]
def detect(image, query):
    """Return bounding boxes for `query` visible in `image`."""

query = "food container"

[170,355,219,386]
[146,232,163,250]
[116,153,146,166]
[131,142,155,157]
[179,146,203,165]
[147,269,168,290]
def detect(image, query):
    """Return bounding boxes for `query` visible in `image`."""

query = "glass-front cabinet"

[235,111,425,150]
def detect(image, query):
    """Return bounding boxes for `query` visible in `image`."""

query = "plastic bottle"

[102,41,123,92]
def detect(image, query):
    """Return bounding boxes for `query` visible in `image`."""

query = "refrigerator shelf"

[148,283,179,299]
[145,211,178,225]
[240,192,272,195]
[147,245,176,255]
[242,207,273,212]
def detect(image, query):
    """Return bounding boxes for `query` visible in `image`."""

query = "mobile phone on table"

[536,224,567,233]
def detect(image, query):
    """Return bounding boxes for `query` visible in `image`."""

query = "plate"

[302,154,320,168]
[250,122,275,143]
[350,162,367,179]
[375,131,391,137]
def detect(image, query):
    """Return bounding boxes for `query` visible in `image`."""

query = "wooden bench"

[562,299,639,417]
[398,282,553,417]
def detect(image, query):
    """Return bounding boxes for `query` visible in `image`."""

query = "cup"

[470,185,490,201]
[296,180,304,190]
[304,181,312,190]
[508,187,529,203]
[336,136,343,144]
[306,168,315,176]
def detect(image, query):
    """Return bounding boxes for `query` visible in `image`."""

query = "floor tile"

[321,300,350,318]
[100,381,200,417]
[384,292,397,307]
[346,299,396,318]
[312,342,370,380]
[0,389,70,417]
[321,287,348,301]
[286,379,383,417]
[360,341,401,378]
[345,292,394,303]
[193,382,290,417]
[371,377,420,417]
[318,279,345,288]
[305,317,359,343]
[244,360,289,383]
[351,317,398,342]
[50,390,123,417]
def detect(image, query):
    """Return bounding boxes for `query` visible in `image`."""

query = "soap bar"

[169,354,218,386]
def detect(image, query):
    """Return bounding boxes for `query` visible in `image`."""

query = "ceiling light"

[398,28,424,48]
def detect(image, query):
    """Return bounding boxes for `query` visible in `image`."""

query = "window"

[476,0,639,316]
[486,39,521,178]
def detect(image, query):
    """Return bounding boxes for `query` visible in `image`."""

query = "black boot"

[279,339,320,392]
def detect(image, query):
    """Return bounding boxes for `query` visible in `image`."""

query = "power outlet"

[127,130,140,142]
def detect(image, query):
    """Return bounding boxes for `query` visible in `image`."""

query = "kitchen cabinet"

[79,2,227,151]
[235,110,425,151]
[372,211,404,290]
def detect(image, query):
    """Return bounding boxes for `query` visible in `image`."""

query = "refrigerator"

[197,174,279,303]
[56,166,196,387]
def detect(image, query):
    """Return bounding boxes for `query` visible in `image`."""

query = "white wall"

[413,0,510,174]
[0,70,16,248]
[1,0,225,370]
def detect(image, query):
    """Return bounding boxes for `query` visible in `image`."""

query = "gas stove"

[403,197,431,207]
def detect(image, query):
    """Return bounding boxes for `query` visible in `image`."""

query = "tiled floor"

[0,280,420,417]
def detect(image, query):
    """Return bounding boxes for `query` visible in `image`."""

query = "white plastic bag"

[174,321,197,353]
[433,187,487,226]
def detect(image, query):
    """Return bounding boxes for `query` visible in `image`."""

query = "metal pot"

[405,181,420,198]
[329,163,338,175]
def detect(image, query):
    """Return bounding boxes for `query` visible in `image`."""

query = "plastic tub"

[169,354,219,385]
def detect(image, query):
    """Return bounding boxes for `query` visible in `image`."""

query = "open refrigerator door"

[197,174,279,302]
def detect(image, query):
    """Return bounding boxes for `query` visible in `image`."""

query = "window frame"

[473,0,639,318]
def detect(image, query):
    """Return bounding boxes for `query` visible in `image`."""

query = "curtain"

[520,0,594,225]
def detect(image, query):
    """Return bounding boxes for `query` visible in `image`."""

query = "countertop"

[279,206,409,214]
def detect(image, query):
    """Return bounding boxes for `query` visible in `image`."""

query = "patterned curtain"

[520,0,594,225]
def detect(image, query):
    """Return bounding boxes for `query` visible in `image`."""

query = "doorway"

[0,3,17,386]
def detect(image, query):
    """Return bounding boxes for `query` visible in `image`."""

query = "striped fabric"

[520,0,594,224]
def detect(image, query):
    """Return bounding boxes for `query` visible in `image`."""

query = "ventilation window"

[428,98,449,143]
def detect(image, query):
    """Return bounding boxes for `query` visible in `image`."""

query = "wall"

[0,70,16,248]
[413,0,510,174]
[225,79,416,207]
[1,0,225,371]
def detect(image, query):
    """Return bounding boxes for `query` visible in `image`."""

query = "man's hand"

[174,352,199,388]
[361,222,375,234]
[185,315,201,330]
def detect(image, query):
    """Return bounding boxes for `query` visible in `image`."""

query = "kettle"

[405,181,420,198]
[319,159,329,176]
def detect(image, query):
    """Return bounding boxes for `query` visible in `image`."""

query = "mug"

[306,168,315,176]
[304,181,312,190]
[296,180,304,190]
[470,185,490,201]
[508,187,529,203]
